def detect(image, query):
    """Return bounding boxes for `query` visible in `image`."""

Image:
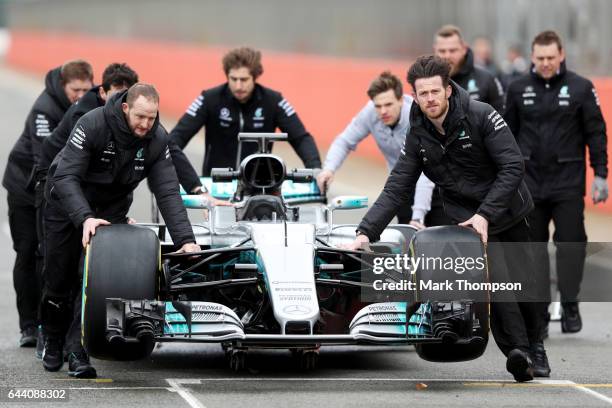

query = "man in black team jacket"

[2,60,93,348]
[505,31,609,335]
[170,47,321,175]
[424,25,506,227]
[343,56,549,382]
[41,84,200,378]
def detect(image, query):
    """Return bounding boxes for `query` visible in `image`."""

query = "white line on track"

[54,378,612,407]
[163,377,612,407]
[166,379,207,408]
[536,380,612,406]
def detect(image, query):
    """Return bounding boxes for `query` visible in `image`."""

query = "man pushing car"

[41,83,200,378]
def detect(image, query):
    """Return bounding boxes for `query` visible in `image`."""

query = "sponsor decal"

[368,304,399,312]
[278,98,296,117]
[192,304,224,312]
[522,85,536,98]
[592,88,601,106]
[467,79,479,93]
[101,141,116,163]
[70,125,86,150]
[186,94,204,117]
[134,147,145,171]
[458,129,469,140]
[219,107,232,121]
[489,111,507,131]
[253,107,265,121]
[283,305,312,315]
[35,114,51,137]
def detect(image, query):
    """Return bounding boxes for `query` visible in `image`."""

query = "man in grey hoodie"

[316,71,434,226]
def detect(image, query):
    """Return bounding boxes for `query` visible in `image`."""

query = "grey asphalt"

[0,64,611,408]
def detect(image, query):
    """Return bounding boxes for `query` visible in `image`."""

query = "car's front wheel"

[82,224,159,360]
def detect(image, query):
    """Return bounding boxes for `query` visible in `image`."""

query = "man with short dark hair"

[3,59,93,348]
[316,71,433,225]
[170,46,321,176]
[343,55,546,382]
[41,83,200,378]
[504,30,608,336]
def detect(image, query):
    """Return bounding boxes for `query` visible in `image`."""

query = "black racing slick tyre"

[411,226,489,362]
[82,224,159,360]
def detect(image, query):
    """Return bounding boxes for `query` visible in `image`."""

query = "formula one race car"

[81,133,490,370]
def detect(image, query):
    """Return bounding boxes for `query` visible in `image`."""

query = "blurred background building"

[2,0,612,75]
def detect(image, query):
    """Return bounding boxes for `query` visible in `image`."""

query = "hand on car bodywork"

[316,169,334,194]
[338,233,371,251]
[82,217,111,247]
[201,192,234,208]
[177,242,201,253]
[459,214,489,244]
[409,219,426,230]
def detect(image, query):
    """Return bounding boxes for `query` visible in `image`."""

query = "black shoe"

[35,327,44,359]
[530,342,551,377]
[67,351,97,379]
[42,337,64,372]
[19,326,38,347]
[561,302,582,333]
[506,348,534,382]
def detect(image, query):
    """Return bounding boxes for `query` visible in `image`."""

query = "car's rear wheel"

[82,224,159,360]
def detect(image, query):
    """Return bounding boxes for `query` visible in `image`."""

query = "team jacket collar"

[103,90,160,149]
[530,60,568,85]
[222,83,264,106]
[453,48,476,81]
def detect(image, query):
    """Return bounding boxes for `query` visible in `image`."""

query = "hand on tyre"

[459,213,489,244]
[82,217,111,247]
[592,176,608,204]
[316,169,334,194]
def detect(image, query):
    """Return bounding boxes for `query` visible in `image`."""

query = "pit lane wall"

[5,30,612,214]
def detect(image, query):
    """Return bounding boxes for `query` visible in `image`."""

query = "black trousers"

[424,189,453,226]
[7,195,42,331]
[40,202,84,353]
[528,197,587,304]
[487,219,546,355]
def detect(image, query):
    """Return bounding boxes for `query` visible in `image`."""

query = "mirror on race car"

[328,195,368,211]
